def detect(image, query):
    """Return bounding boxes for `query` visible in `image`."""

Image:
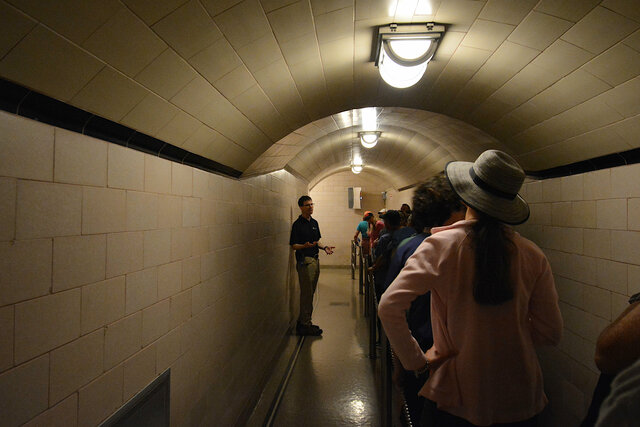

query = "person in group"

[394,210,416,244]
[354,211,375,256]
[401,203,412,215]
[371,209,386,251]
[369,209,402,300]
[384,173,466,425]
[378,150,563,427]
[289,196,334,336]
[581,292,640,426]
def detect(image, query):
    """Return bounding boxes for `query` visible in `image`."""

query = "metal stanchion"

[368,269,377,360]
[351,240,356,279]
[381,330,394,427]
[358,246,364,295]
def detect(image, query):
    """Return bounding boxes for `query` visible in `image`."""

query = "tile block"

[561,175,584,201]
[125,268,158,314]
[551,202,572,227]
[158,195,182,228]
[126,191,158,231]
[629,198,640,231]
[0,239,52,306]
[15,290,81,363]
[596,258,628,295]
[582,168,611,201]
[49,330,104,405]
[170,290,191,328]
[583,229,611,259]
[54,128,107,186]
[182,197,201,227]
[596,199,627,230]
[123,345,156,401]
[23,394,78,427]
[611,163,640,198]
[0,355,49,426]
[142,300,171,345]
[570,201,596,228]
[106,232,144,278]
[191,227,209,256]
[156,327,181,373]
[171,228,192,261]
[158,261,182,300]
[171,163,192,196]
[108,144,144,191]
[143,229,171,268]
[0,306,13,372]
[81,277,126,334]
[104,313,142,370]
[583,285,612,321]
[144,155,171,194]
[16,181,82,239]
[630,265,640,296]
[182,256,201,290]
[0,111,54,181]
[542,179,562,202]
[82,187,126,234]
[0,178,16,241]
[611,231,640,265]
[78,366,123,427]
[53,235,106,292]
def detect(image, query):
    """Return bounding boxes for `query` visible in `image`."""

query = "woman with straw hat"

[379,150,563,426]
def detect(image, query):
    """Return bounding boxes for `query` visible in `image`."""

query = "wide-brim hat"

[445,150,530,225]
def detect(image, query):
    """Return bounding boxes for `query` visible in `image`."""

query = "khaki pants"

[296,256,320,325]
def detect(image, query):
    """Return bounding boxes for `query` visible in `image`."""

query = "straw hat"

[445,150,529,225]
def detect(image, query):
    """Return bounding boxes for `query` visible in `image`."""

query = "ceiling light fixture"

[359,131,381,149]
[351,153,363,174]
[375,23,444,89]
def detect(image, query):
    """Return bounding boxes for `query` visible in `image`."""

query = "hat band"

[469,167,517,200]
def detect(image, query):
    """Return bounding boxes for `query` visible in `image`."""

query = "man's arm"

[595,301,640,374]
[291,242,316,251]
[317,241,334,254]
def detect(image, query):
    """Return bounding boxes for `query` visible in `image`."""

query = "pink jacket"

[378,220,563,426]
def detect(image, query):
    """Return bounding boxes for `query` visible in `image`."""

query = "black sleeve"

[289,221,300,246]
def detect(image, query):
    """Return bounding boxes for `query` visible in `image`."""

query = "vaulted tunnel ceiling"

[1,0,639,186]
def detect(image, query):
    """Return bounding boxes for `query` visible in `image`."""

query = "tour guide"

[289,196,334,336]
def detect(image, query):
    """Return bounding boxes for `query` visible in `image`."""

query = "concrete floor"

[267,267,383,426]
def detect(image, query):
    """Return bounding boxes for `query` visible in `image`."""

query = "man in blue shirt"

[290,196,334,336]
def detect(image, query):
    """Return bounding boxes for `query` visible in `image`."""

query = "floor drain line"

[263,335,305,427]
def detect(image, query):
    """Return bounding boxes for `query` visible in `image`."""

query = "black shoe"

[310,324,323,334]
[297,323,322,336]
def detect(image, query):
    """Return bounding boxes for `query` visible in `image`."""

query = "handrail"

[350,240,357,280]
[362,266,415,427]
[367,267,376,359]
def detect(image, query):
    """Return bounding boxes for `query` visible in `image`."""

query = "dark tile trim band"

[525,148,640,179]
[0,77,242,179]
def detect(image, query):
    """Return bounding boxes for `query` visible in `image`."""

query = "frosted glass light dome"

[379,41,429,89]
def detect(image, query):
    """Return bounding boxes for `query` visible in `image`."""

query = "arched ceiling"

[245,107,503,189]
[1,0,639,185]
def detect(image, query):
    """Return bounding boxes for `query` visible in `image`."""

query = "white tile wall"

[518,163,640,423]
[49,329,104,405]
[0,111,306,425]
[54,129,107,186]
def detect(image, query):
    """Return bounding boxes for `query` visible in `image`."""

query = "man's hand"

[303,241,317,248]
[323,246,335,255]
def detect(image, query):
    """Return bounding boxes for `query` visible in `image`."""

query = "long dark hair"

[471,210,515,305]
